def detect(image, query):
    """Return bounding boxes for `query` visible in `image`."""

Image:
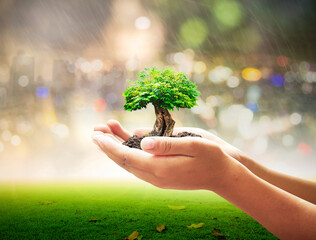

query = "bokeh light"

[0,0,316,181]
[282,134,294,147]
[212,0,243,30]
[80,61,92,73]
[270,74,285,87]
[297,142,312,156]
[18,75,29,87]
[209,65,232,83]
[246,86,262,102]
[35,87,50,98]
[51,123,69,139]
[91,59,103,71]
[226,76,240,88]
[193,61,206,74]
[94,98,106,112]
[242,68,262,81]
[180,18,208,47]
[1,130,11,142]
[277,55,288,67]
[246,102,259,112]
[10,135,21,146]
[290,112,302,125]
[135,16,151,30]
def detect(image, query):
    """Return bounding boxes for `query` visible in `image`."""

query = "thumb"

[141,136,202,156]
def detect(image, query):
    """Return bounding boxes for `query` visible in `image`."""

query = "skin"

[92,120,316,240]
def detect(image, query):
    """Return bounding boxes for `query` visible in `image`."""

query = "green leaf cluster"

[123,67,200,111]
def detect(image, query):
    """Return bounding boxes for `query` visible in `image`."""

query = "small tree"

[123,67,200,137]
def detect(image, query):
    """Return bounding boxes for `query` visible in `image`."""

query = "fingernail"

[141,138,155,150]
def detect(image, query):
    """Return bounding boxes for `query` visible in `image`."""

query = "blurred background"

[0,0,315,181]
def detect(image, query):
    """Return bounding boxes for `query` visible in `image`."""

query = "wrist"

[206,154,247,193]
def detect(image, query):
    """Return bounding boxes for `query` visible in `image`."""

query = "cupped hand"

[94,120,245,163]
[92,120,240,191]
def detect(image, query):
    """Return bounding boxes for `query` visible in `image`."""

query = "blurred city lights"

[226,76,240,88]
[239,108,254,124]
[16,121,34,135]
[206,95,222,107]
[282,134,294,147]
[219,105,253,130]
[135,16,151,30]
[193,61,206,74]
[0,0,315,180]
[301,83,313,94]
[174,52,185,64]
[94,98,106,112]
[35,87,50,98]
[246,102,259,112]
[270,74,285,87]
[299,61,310,72]
[1,130,11,142]
[242,68,262,81]
[297,142,312,156]
[18,75,29,87]
[75,58,85,69]
[91,59,103,71]
[277,55,288,67]
[80,61,92,73]
[180,18,208,47]
[305,71,316,83]
[284,71,296,83]
[212,0,243,30]
[290,112,302,125]
[246,85,261,102]
[209,65,232,83]
[11,135,21,146]
[51,123,69,139]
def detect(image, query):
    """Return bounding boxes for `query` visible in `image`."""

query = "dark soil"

[123,132,202,149]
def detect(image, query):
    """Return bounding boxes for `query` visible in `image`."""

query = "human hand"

[92,121,241,191]
[93,120,245,164]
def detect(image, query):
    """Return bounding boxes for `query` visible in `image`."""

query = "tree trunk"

[151,105,175,137]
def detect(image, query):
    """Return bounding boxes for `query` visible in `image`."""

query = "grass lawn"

[0,181,278,240]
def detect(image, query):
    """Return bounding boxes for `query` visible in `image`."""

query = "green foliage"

[123,67,200,111]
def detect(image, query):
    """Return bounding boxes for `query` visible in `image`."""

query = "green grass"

[0,181,277,240]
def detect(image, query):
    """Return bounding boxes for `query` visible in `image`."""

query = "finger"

[107,120,132,141]
[92,133,154,171]
[92,131,120,144]
[141,136,210,156]
[133,128,152,137]
[94,124,113,134]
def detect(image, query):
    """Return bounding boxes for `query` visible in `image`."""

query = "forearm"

[239,154,316,204]
[214,161,316,240]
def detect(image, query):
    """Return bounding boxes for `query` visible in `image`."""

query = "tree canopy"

[123,67,200,111]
